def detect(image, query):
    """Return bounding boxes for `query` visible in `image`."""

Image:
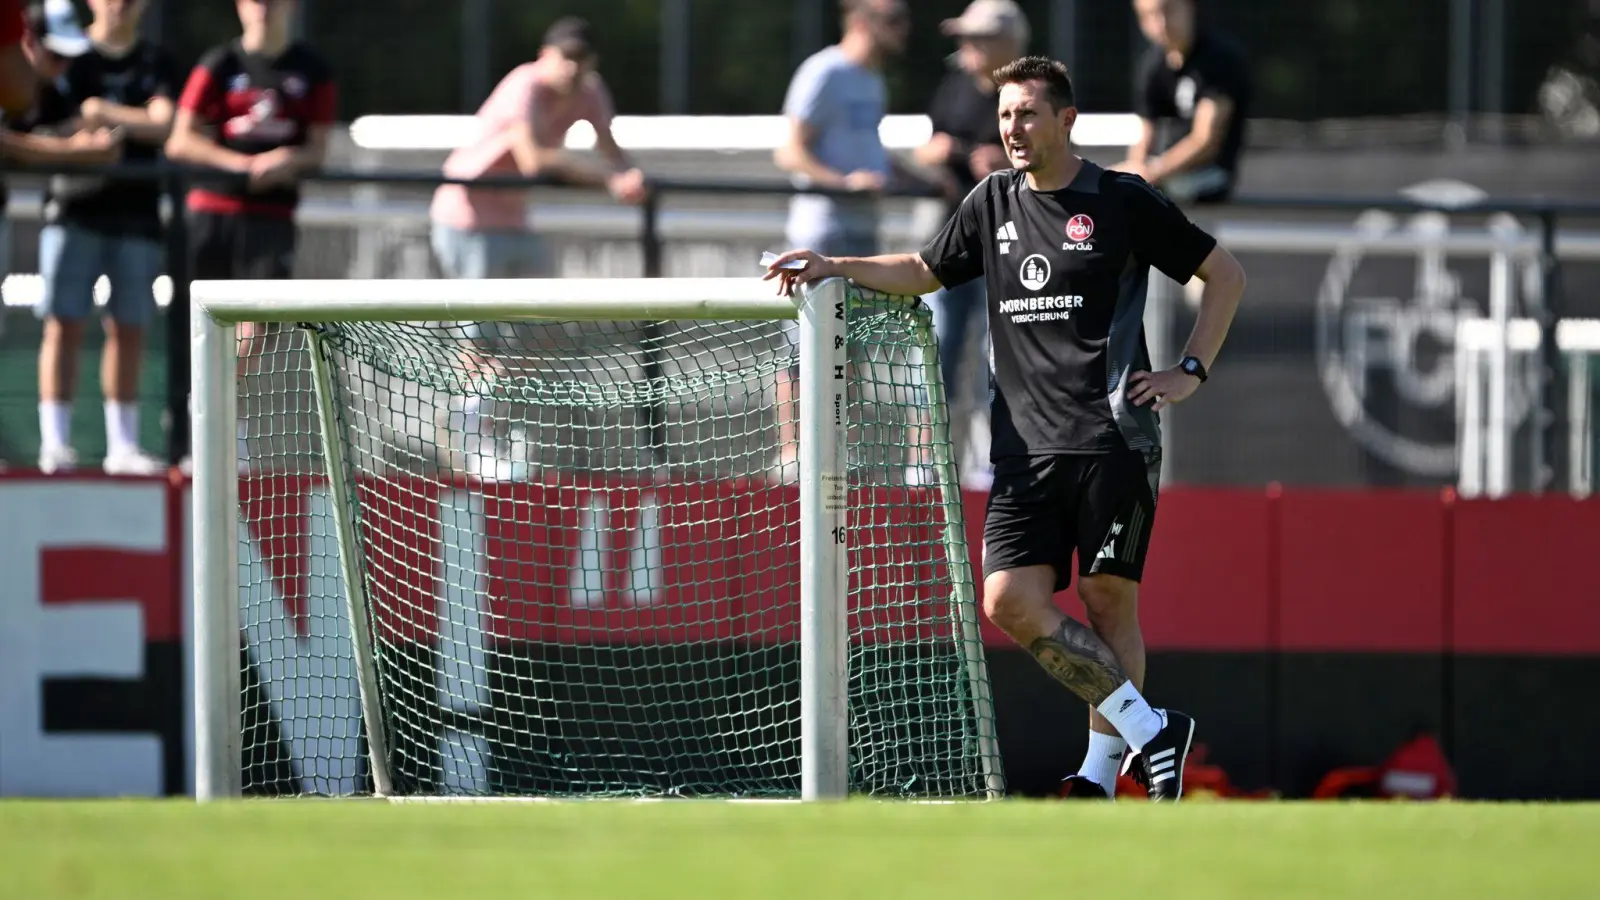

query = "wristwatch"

[1179,356,1209,383]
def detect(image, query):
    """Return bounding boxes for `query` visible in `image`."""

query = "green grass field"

[3,799,1597,898]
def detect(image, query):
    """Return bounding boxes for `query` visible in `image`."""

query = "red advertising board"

[2,471,1599,798]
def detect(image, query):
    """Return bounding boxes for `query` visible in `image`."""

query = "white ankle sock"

[40,400,71,451]
[1096,680,1166,751]
[105,401,139,454]
[1079,731,1127,797]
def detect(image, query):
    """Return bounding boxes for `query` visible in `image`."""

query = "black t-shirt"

[926,69,1001,216]
[918,163,1217,459]
[47,40,179,235]
[177,40,336,217]
[1134,29,1252,196]
[0,78,75,216]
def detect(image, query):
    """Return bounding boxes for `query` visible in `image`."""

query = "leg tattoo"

[1028,617,1128,706]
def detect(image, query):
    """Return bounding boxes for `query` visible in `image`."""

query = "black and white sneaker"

[1120,710,1196,801]
[1058,774,1112,800]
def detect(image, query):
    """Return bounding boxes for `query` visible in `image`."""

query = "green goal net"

[195,277,1004,800]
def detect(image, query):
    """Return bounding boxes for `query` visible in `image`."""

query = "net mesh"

[232,287,1001,798]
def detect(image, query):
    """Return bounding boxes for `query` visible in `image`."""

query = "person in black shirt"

[766,56,1247,801]
[1113,0,1251,204]
[911,0,1029,488]
[33,0,176,476]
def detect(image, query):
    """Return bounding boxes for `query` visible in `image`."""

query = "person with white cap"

[913,0,1031,490]
[29,0,178,476]
[0,1,122,168]
[0,0,120,473]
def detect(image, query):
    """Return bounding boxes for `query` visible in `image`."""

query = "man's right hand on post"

[762,249,838,296]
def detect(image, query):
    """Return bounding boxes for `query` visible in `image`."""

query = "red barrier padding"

[1452,497,1600,654]
[1277,489,1448,652]
[1138,488,1277,651]
[4,471,1598,655]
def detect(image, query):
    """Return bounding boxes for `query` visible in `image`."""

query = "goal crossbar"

[192,277,809,323]
[190,275,1002,803]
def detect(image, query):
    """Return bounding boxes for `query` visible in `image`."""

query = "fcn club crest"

[1066,214,1094,243]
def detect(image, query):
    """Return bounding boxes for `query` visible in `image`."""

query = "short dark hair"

[543,16,595,61]
[992,56,1076,110]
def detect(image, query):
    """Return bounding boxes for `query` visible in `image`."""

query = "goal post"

[191,275,1004,802]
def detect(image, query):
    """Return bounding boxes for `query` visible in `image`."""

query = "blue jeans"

[922,276,989,412]
[36,224,162,327]
[431,224,553,279]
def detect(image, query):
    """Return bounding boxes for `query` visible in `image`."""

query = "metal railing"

[3,158,1598,493]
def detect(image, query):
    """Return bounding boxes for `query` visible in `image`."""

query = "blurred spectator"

[0,0,33,115]
[426,16,645,482]
[1538,1,1600,138]
[1114,0,1251,204]
[912,0,1031,489]
[770,0,911,481]
[1,0,124,473]
[32,0,176,476]
[428,16,646,281]
[165,0,335,472]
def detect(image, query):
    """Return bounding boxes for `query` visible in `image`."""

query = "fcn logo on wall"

[1315,186,1544,477]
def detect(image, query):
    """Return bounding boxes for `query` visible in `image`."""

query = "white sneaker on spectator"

[39,445,78,474]
[103,447,165,476]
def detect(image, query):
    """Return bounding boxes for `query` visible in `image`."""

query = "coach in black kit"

[766,57,1247,801]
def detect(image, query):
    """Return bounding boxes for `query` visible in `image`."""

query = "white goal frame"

[190,275,1003,802]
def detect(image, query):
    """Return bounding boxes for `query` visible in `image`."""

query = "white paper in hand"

[760,251,808,271]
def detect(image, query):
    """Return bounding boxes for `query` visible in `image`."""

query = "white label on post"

[823,473,846,513]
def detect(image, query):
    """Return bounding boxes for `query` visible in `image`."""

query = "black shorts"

[189,210,298,281]
[981,451,1160,590]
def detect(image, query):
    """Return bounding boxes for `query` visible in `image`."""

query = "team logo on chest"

[1063,214,1096,251]
[1019,254,1051,291]
[1066,214,1094,243]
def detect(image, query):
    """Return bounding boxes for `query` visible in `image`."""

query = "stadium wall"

[0,473,1595,799]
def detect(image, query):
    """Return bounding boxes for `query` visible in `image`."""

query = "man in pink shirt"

[429,17,646,279]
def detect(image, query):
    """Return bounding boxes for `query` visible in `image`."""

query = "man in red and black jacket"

[165,0,334,283]
[165,0,334,471]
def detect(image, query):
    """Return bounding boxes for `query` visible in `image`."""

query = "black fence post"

[164,169,191,466]
[1536,208,1563,494]
[639,189,667,468]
